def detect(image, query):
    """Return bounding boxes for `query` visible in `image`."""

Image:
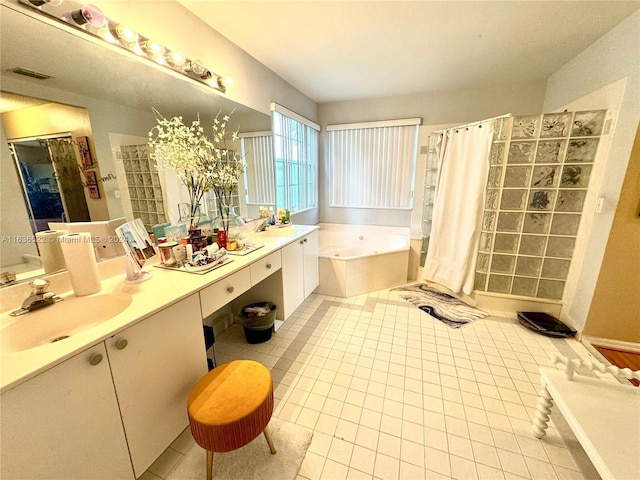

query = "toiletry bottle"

[269,207,276,225]
[217,229,227,249]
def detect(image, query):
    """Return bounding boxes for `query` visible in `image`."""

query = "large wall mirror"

[0,3,272,286]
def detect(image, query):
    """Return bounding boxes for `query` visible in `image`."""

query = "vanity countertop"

[0,225,318,393]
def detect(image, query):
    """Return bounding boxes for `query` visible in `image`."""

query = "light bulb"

[69,4,105,27]
[114,24,138,43]
[186,60,205,76]
[142,39,164,56]
[165,51,186,67]
[28,0,63,6]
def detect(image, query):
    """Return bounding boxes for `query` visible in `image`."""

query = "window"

[240,131,275,206]
[327,118,420,209]
[271,103,319,213]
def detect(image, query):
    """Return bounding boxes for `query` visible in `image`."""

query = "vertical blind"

[240,132,275,205]
[327,118,420,209]
[271,103,320,213]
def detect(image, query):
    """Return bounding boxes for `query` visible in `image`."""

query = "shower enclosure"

[422,110,606,302]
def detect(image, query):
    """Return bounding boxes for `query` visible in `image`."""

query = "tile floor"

[143,287,603,480]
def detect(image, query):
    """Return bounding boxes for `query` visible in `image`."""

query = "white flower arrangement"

[148,109,245,230]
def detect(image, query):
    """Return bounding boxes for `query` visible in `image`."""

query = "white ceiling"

[181,1,640,103]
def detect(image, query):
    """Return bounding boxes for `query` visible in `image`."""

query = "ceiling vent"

[9,67,53,80]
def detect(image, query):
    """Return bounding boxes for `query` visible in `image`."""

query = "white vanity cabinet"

[0,343,134,480]
[0,293,207,480]
[281,230,319,319]
[106,293,207,477]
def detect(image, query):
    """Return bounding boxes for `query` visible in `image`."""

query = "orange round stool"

[187,360,276,480]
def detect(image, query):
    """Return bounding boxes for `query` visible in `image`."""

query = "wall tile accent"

[120,144,166,230]
[475,110,605,300]
[550,214,581,236]
[494,233,519,253]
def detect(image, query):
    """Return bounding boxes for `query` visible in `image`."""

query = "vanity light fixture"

[185,60,206,76]
[19,0,228,93]
[68,4,105,28]
[27,0,63,6]
[141,39,164,57]
[112,23,138,43]
[164,50,187,68]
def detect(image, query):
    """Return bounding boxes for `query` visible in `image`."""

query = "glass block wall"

[475,110,606,300]
[119,144,166,230]
[420,133,441,265]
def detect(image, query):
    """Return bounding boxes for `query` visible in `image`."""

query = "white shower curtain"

[156,162,191,225]
[423,124,493,294]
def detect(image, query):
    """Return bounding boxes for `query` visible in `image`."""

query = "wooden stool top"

[188,360,272,427]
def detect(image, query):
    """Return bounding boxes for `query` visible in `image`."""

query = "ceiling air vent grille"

[9,67,53,80]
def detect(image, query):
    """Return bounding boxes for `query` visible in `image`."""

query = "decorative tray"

[154,256,234,275]
[226,243,264,256]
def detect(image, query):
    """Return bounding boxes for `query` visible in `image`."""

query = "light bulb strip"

[20,0,227,93]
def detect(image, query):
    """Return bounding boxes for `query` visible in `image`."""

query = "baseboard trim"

[583,335,640,354]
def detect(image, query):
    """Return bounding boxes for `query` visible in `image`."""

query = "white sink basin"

[258,226,298,237]
[1,293,132,353]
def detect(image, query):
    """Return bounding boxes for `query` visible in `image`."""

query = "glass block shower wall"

[475,110,606,300]
[118,144,166,230]
[420,133,441,265]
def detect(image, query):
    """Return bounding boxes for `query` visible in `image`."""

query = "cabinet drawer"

[250,251,281,286]
[200,268,251,317]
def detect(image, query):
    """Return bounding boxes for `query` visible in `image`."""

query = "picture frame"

[77,136,93,167]
[85,170,98,185]
[88,185,101,199]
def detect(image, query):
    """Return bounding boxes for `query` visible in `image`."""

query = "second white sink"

[1,293,133,353]
[257,226,298,237]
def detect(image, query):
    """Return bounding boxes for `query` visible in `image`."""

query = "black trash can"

[237,302,276,344]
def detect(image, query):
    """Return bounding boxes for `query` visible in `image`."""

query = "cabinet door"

[106,293,207,477]
[281,240,304,319]
[0,343,133,480]
[302,230,319,297]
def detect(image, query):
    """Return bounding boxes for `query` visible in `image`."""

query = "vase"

[212,205,245,237]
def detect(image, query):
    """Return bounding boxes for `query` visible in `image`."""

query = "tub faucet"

[10,278,63,317]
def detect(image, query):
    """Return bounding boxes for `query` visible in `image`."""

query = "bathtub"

[315,223,410,298]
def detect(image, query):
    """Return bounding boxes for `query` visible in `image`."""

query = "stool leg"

[263,426,276,454]
[206,450,214,480]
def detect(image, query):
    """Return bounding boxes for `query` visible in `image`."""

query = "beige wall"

[90,0,318,122]
[2,102,110,221]
[584,126,640,343]
[317,80,547,227]
[543,10,640,332]
[0,126,38,266]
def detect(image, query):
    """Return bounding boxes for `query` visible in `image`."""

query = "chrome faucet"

[255,220,270,232]
[10,278,63,317]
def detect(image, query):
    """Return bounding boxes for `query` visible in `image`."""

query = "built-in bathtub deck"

[316,223,410,297]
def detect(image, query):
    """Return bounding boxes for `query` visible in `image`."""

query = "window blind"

[327,118,420,209]
[240,132,275,205]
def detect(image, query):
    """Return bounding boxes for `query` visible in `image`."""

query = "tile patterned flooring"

[144,288,603,480]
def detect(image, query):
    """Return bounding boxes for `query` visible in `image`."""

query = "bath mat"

[392,283,489,328]
[167,417,313,480]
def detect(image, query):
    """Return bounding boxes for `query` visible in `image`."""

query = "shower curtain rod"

[434,113,512,135]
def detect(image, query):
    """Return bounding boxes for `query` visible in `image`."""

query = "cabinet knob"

[303,238,308,243]
[299,240,304,244]
[115,338,128,350]
[227,286,234,293]
[89,353,103,366]
[266,263,272,269]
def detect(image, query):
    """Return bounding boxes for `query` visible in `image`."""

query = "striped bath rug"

[392,283,489,328]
